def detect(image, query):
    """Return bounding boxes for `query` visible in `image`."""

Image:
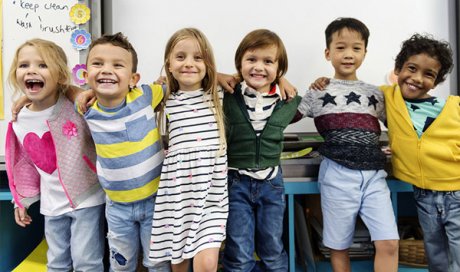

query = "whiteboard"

[103,0,457,133]
[1,0,100,156]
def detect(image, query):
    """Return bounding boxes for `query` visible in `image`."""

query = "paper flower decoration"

[62,121,78,140]
[72,64,87,86]
[69,3,91,25]
[71,29,91,50]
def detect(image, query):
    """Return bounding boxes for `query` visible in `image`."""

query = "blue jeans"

[45,205,105,272]
[106,196,170,272]
[413,187,460,272]
[223,169,288,272]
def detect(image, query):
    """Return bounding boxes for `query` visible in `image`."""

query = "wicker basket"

[399,239,428,267]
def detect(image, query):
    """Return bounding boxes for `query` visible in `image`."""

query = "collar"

[240,81,281,97]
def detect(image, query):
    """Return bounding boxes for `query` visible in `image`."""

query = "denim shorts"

[319,157,399,250]
[105,196,170,272]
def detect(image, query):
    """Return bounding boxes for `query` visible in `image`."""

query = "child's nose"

[184,57,194,67]
[412,72,423,82]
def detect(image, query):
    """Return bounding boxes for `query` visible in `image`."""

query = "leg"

[445,191,460,272]
[106,199,140,272]
[193,248,220,272]
[139,197,171,272]
[359,170,398,272]
[172,259,191,272]
[413,188,449,272]
[373,240,399,272]
[222,171,256,272]
[70,205,105,272]
[330,249,351,272]
[44,214,72,272]
[318,158,360,271]
[255,170,288,272]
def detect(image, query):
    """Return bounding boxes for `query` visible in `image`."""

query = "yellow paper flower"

[69,4,91,25]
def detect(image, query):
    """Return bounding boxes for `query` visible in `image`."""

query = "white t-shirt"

[13,105,105,216]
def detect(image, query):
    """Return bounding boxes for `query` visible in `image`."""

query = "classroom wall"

[103,0,458,133]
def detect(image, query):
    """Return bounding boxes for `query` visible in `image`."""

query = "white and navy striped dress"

[149,88,228,264]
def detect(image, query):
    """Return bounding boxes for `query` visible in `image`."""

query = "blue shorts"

[318,157,399,250]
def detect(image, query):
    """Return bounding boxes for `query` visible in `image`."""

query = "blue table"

[284,178,414,272]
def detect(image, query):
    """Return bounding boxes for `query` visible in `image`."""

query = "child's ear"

[324,48,331,61]
[130,73,141,87]
[83,70,89,84]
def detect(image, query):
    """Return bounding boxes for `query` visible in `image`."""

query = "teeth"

[26,79,43,83]
[98,79,116,83]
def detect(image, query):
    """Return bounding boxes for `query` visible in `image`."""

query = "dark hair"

[395,34,453,86]
[87,32,138,73]
[325,17,369,49]
[235,29,288,84]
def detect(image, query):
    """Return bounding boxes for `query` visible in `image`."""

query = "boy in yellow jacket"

[380,34,459,272]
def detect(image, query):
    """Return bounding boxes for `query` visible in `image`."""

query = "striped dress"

[149,88,228,264]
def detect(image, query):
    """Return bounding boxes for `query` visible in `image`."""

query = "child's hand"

[76,89,96,113]
[154,76,167,85]
[309,77,330,90]
[217,73,238,93]
[279,77,297,101]
[11,96,31,121]
[14,207,32,227]
[381,146,392,155]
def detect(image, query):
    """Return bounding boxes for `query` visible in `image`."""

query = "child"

[80,33,170,272]
[148,27,228,272]
[381,34,459,272]
[297,18,399,272]
[222,29,301,271]
[5,39,106,271]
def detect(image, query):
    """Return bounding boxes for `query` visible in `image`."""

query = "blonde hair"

[8,39,71,99]
[159,28,226,153]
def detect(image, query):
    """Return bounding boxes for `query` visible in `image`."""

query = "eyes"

[18,62,48,69]
[245,56,276,65]
[406,64,437,80]
[173,53,204,62]
[334,45,363,52]
[89,60,126,68]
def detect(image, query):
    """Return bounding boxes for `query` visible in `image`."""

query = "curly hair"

[395,34,453,86]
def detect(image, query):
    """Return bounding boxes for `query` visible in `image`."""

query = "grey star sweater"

[298,79,386,170]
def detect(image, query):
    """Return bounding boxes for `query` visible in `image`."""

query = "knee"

[197,255,218,272]
[375,240,399,256]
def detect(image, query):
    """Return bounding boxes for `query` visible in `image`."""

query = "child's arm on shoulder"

[14,207,32,228]
[68,86,96,114]
[216,72,297,100]
[11,96,31,121]
[278,77,297,101]
[309,77,330,90]
[217,72,238,93]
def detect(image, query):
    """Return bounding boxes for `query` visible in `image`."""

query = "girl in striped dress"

[149,28,228,272]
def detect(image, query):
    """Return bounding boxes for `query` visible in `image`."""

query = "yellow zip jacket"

[381,84,460,190]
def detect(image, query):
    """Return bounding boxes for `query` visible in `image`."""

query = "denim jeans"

[106,196,170,272]
[223,169,288,272]
[45,205,105,272]
[413,187,460,272]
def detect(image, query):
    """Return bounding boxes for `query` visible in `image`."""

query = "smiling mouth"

[97,79,117,84]
[25,79,44,89]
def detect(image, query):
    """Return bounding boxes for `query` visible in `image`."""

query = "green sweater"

[224,84,301,169]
